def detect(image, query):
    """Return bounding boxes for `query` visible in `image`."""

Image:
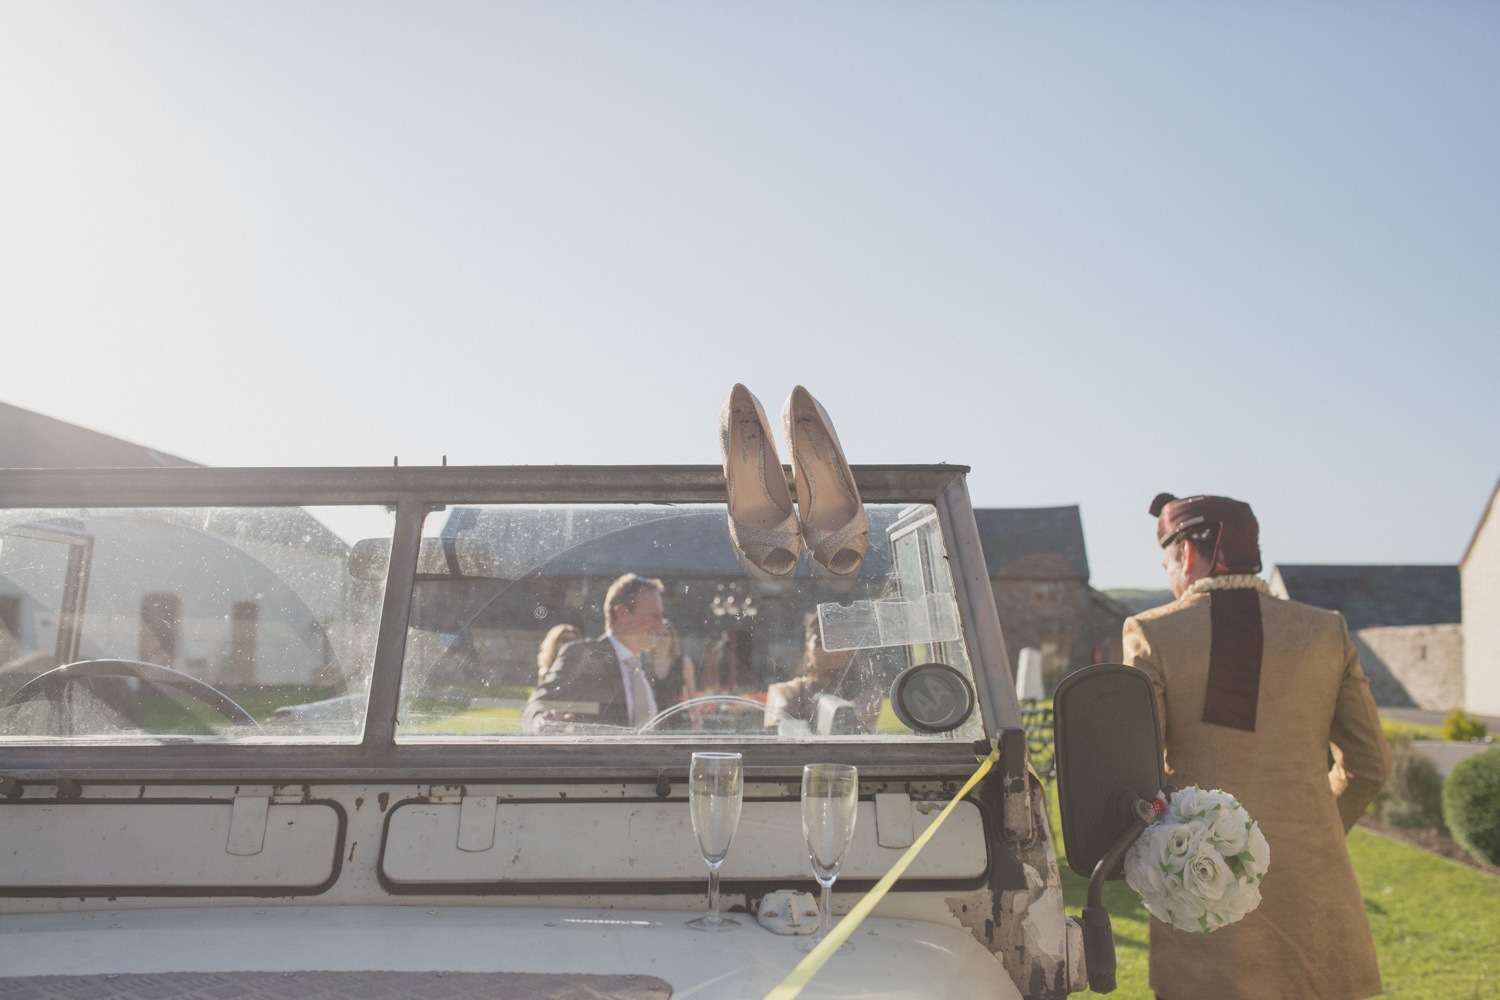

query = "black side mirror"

[1053,663,1166,993]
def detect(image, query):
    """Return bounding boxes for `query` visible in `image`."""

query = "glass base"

[795,935,853,954]
[686,914,740,932]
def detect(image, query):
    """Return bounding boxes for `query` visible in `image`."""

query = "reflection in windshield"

[0,507,392,743]
[396,504,981,742]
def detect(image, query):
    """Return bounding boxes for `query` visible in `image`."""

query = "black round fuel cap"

[890,662,976,734]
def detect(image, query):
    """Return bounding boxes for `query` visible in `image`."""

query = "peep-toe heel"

[782,386,868,576]
[719,384,802,576]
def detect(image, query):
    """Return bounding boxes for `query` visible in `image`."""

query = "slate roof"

[1270,564,1461,629]
[0,402,196,468]
[971,506,1090,581]
[437,504,898,580]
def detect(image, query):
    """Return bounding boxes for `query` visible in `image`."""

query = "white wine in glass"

[686,751,743,931]
[799,762,858,953]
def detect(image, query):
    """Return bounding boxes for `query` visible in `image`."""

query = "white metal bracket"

[226,795,269,856]
[874,792,915,849]
[456,795,497,852]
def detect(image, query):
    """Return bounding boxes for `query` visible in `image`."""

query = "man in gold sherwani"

[1123,494,1392,1000]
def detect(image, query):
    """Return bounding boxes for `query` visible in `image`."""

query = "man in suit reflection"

[522,573,666,732]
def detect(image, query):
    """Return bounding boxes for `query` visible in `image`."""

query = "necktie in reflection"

[629,657,655,728]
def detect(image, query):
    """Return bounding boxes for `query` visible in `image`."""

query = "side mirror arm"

[1080,791,1165,994]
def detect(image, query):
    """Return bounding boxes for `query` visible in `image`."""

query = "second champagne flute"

[799,762,859,953]
[686,751,743,931]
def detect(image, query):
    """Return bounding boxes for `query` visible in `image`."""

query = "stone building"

[1461,477,1500,717]
[1269,564,1462,710]
[0,402,355,690]
[972,506,1131,689]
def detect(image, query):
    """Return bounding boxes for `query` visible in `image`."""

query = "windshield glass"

[396,503,982,742]
[0,506,392,744]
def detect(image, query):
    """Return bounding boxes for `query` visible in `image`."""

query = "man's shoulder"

[1129,595,1200,627]
[535,636,618,690]
[559,635,620,668]
[1263,594,1349,632]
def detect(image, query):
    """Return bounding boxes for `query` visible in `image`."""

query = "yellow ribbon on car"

[761,742,1002,1000]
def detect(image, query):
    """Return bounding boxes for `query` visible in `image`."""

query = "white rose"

[1241,823,1271,880]
[1125,827,1170,899]
[1163,821,1206,861]
[1169,787,1210,820]
[1202,788,1240,812]
[1211,806,1251,856]
[1183,846,1233,902]
[1222,881,1262,920]
[1160,890,1208,931]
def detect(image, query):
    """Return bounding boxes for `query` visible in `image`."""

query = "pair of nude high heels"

[718,384,869,578]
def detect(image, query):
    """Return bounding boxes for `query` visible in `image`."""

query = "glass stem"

[818,879,833,940]
[707,865,722,925]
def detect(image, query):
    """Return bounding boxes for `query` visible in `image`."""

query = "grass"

[1382,717,1446,744]
[1047,784,1500,999]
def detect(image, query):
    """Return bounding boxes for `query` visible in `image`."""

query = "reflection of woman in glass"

[764,613,880,730]
[535,623,582,686]
[647,619,696,714]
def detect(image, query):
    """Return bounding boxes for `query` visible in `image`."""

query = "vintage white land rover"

[0,465,1159,1000]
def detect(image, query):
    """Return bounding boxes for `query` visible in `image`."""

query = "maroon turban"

[1149,493,1264,732]
[1149,493,1262,575]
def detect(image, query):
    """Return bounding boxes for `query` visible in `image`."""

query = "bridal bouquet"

[1123,787,1270,933]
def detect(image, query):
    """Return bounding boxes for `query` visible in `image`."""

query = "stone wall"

[990,578,1090,688]
[1356,623,1464,711]
[1463,492,1500,715]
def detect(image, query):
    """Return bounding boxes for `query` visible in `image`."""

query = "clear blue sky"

[2,2,1496,588]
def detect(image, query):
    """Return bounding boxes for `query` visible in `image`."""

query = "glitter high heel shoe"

[782,386,868,576]
[719,384,802,576]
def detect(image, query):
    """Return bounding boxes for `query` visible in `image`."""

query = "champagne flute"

[686,751,743,931]
[798,762,858,953]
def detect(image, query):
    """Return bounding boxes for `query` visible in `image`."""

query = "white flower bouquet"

[1123,786,1270,933]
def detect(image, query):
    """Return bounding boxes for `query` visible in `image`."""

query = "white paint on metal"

[755,890,819,935]
[1064,914,1088,993]
[0,905,1023,1000]
[873,792,914,849]
[455,796,497,853]
[226,797,270,856]
[0,803,338,888]
[381,799,986,884]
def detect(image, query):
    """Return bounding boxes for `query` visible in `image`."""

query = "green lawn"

[1047,786,1500,999]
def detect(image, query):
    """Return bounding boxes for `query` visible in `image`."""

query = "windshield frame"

[0,465,1019,779]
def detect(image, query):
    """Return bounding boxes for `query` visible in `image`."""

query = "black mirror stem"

[1081,790,1162,993]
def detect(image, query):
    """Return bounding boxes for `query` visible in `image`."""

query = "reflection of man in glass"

[522,574,666,732]
[764,613,879,731]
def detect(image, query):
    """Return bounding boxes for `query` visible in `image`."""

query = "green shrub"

[1378,742,1445,829]
[1442,746,1500,866]
[1442,708,1488,742]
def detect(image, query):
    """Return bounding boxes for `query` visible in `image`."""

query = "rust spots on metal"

[377,792,390,812]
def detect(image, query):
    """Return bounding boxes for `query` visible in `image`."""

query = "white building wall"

[1462,488,1500,716]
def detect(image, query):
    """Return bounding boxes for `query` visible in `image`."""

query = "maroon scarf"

[1150,493,1264,732]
